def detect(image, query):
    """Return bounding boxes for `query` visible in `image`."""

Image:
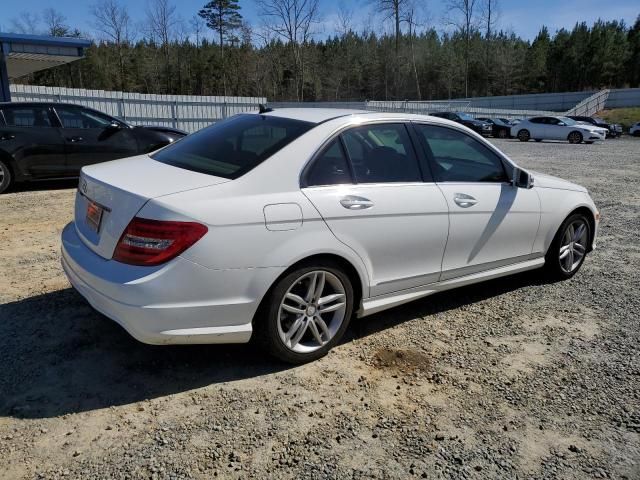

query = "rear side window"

[153,114,313,179]
[341,124,422,183]
[306,139,352,186]
[416,124,508,183]
[1,106,52,127]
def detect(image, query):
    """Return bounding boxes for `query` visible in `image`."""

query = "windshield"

[558,117,577,126]
[152,114,314,179]
[458,113,475,121]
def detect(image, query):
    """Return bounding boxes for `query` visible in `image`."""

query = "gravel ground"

[0,138,639,479]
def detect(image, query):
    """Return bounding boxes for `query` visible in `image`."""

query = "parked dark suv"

[0,102,187,193]
[429,112,493,137]
[567,115,622,138]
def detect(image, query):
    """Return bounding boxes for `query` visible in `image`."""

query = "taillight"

[113,217,208,266]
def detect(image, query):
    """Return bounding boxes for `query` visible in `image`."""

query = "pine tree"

[198,0,243,95]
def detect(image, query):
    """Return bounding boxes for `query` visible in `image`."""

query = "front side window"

[415,124,508,183]
[306,139,352,186]
[153,114,313,179]
[1,106,52,127]
[341,124,422,183]
[55,106,115,129]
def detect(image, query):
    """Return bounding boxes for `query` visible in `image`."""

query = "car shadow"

[0,270,554,419]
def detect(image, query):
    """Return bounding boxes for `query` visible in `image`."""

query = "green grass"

[597,107,640,130]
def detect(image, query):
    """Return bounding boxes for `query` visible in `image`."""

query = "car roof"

[261,108,369,123]
[253,108,482,134]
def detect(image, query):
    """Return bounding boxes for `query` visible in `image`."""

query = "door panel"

[413,122,541,280]
[303,183,450,296]
[437,183,540,279]
[54,106,138,173]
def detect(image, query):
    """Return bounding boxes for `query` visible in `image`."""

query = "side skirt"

[358,257,545,317]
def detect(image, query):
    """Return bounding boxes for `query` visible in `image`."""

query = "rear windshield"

[152,114,314,179]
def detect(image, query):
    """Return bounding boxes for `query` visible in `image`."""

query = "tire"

[498,129,507,139]
[544,213,591,280]
[256,261,354,364]
[585,141,594,144]
[517,129,530,142]
[535,139,542,142]
[0,160,12,194]
[568,131,583,144]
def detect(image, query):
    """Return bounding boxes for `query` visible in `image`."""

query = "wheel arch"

[567,130,583,142]
[251,252,366,328]
[0,149,16,177]
[567,206,597,252]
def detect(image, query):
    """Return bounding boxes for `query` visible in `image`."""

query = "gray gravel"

[0,137,639,479]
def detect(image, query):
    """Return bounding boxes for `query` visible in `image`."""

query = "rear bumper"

[61,222,283,345]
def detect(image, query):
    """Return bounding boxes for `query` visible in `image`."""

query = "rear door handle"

[454,194,478,208]
[67,136,84,143]
[340,195,374,210]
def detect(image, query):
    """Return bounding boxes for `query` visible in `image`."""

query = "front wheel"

[568,131,583,144]
[258,263,354,364]
[545,213,591,280]
[0,160,12,194]
[498,129,508,139]
[517,129,530,142]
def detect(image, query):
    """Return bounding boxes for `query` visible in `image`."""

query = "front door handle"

[454,194,478,208]
[67,136,84,143]
[340,195,374,210]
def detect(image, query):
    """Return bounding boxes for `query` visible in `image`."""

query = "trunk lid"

[74,154,228,259]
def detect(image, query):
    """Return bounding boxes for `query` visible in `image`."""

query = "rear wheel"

[0,160,12,194]
[498,129,508,139]
[258,262,354,364]
[517,129,530,142]
[544,213,591,280]
[568,131,583,144]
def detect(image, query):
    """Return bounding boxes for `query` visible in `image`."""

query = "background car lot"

[0,138,639,479]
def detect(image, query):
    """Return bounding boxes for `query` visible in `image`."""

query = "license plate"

[86,200,104,233]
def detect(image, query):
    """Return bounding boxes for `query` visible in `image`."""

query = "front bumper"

[61,222,283,345]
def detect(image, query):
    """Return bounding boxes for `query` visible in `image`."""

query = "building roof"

[0,32,91,79]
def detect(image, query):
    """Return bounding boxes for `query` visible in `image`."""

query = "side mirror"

[106,121,121,130]
[513,168,534,189]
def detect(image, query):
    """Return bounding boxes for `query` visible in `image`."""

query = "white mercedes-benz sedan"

[512,116,608,144]
[61,109,599,363]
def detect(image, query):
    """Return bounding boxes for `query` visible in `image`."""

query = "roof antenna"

[258,103,273,114]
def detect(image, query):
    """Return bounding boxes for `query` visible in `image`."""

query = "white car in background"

[512,116,608,144]
[61,109,599,363]
[630,122,640,136]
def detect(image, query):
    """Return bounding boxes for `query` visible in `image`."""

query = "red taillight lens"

[113,217,208,266]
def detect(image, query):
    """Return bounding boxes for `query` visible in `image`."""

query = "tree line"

[7,0,640,101]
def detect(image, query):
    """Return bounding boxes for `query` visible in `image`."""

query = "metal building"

[0,32,91,102]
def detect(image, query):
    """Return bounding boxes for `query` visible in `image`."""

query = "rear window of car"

[152,114,314,179]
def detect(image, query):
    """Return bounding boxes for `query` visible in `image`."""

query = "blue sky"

[0,0,638,41]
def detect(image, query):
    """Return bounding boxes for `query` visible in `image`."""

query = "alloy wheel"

[277,270,347,354]
[518,130,530,142]
[568,131,582,144]
[559,220,588,273]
